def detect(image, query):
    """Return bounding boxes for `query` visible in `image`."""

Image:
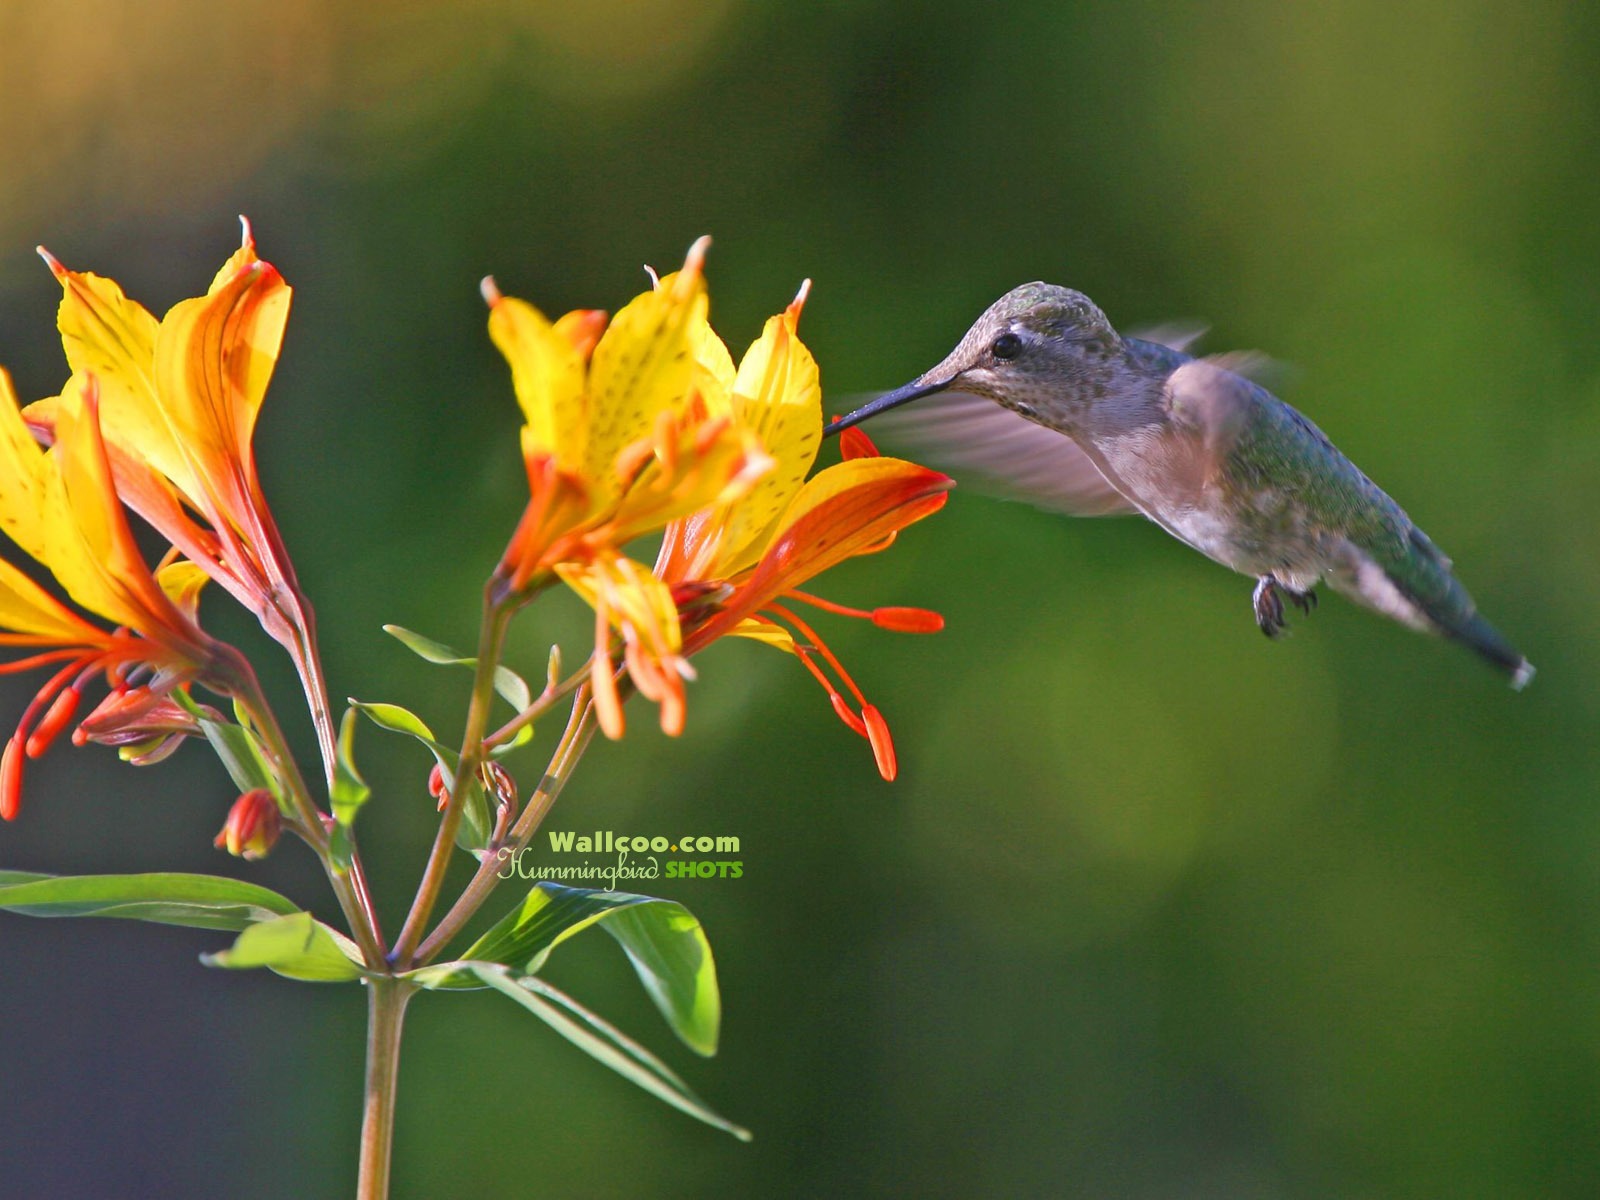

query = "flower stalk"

[357,977,416,1200]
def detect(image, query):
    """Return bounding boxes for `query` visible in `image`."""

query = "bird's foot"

[1253,577,1285,637]
[1253,576,1317,638]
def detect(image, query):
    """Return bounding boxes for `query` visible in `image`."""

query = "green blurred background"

[2,1,1598,1196]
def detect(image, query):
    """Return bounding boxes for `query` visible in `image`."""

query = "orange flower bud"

[214,788,281,859]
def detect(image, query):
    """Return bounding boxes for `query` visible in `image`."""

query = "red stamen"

[862,706,897,781]
[26,686,81,759]
[766,604,869,708]
[786,591,942,633]
[785,590,873,621]
[871,606,944,633]
[827,688,869,738]
[0,648,89,677]
[1,736,22,820]
[591,594,625,740]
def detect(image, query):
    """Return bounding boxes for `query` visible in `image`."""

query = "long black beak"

[823,375,955,437]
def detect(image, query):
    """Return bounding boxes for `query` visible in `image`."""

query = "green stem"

[482,664,589,750]
[390,586,516,965]
[414,684,599,964]
[217,647,386,968]
[356,977,415,1200]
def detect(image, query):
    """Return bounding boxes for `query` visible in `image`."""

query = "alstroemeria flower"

[585,281,953,775]
[487,237,772,598]
[25,222,326,757]
[0,368,219,817]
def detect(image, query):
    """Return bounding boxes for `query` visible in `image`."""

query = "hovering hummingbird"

[825,283,1533,687]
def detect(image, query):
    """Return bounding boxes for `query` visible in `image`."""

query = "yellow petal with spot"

[584,249,707,500]
[714,307,822,575]
[689,308,736,419]
[488,296,586,471]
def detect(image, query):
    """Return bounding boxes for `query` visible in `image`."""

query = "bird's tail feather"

[1442,611,1535,690]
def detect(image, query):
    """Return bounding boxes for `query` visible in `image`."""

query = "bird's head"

[827,283,1119,434]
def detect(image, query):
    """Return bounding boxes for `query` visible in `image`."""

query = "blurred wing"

[851,390,1138,517]
[1128,320,1209,352]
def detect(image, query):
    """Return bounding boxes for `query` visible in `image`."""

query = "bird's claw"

[1253,576,1316,638]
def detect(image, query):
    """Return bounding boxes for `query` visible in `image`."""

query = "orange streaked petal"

[689,458,951,648]
[154,244,290,487]
[839,426,880,461]
[51,379,198,649]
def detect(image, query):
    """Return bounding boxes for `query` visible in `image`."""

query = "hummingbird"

[824,283,1534,687]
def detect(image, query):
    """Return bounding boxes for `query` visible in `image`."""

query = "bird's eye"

[991,332,1023,360]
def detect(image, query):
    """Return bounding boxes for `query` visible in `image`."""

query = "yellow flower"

[26,222,324,744]
[0,367,216,818]
[573,280,953,773]
[486,237,772,597]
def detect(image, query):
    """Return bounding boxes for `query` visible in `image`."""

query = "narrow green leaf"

[328,708,372,871]
[467,963,750,1141]
[348,698,488,850]
[399,959,486,990]
[349,698,442,747]
[383,624,533,711]
[0,870,52,887]
[463,882,721,1055]
[202,911,366,982]
[0,872,300,932]
[331,707,372,823]
[173,690,278,799]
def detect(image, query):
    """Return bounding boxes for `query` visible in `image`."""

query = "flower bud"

[214,788,282,859]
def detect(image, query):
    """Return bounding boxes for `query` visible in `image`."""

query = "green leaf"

[0,872,300,932]
[466,962,750,1141]
[461,882,721,1055]
[383,624,533,711]
[600,904,722,1057]
[349,699,445,749]
[348,698,489,851]
[173,691,279,800]
[0,870,52,887]
[202,911,366,982]
[328,708,372,871]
